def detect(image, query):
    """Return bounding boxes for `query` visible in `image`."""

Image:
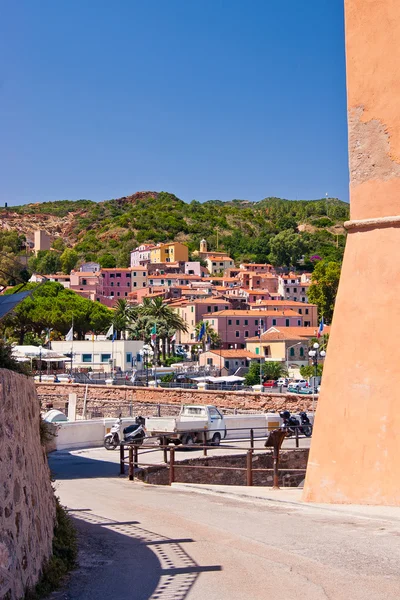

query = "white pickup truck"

[146,404,227,446]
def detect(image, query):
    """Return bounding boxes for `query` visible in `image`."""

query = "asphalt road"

[49,447,400,600]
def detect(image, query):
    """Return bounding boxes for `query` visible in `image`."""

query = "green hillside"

[1,192,349,273]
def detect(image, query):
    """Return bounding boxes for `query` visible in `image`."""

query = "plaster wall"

[304,0,400,505]
[0,369,56,599]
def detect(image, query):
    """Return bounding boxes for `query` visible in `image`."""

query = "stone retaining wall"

[36,383,316,417]
[137,449,309,487]
[1,370,56,600]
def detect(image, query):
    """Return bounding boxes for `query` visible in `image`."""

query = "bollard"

[246,449,253,486]
[169,447,175,485]
[128,446,134,481]
[203,431,208,456]
[250,429,254,449]
[120,444,125,475]
[163,436,168,464]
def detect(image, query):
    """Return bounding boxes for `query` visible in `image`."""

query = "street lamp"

[139,344,154,387]
[286,342,302,376]
[308,342,326,390]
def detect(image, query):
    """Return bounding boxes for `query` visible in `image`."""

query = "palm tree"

[112,299,137,340]
[139,297,188,363]
[194,320,221,351]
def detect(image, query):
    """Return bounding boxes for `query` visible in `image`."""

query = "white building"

[130,244,155,267]
[51,340,145,372]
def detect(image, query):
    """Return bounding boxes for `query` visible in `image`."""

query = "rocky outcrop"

[0,369,56,600]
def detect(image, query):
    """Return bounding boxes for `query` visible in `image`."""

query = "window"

[255,347,259,355]
[286,319,290,326]
[207,358,213,365]
[236,320,240,325]
[212,262,216,266]
[133,282,137,287]
[305,309,309,315]
[235,331,240,337]
[302,287,305,292]
[191,306,194,312]
[117,282,120,287]
[110,274,115,278]
[255,319,258,326]
[244,319,248,325]
[207,306,212,312]
[110,292,114,297]
[117,292,120,296]
[125,292,128,297]
[297,320,301,326]
[294,287,297,292]
[290,348,295,356]
[116,273,121,278]
[245,330,249,338]
[254,331,258,336]
[133,272,136,276]
[302,298,306,303]
[300,347,304,357]
[82,354,92,363]
[82,279,87,285]
[294,297,297,301]
[126,273,131,278]
[299,309,302,314]
[126,353,132,364]
[219,263,223,266]
[225,361,230,369]
[286,288,290,293]
[214,306,218,312]
[101,353,111,363]
[228,319,232,325]
[110,282,114,287]
[272,319,276,326]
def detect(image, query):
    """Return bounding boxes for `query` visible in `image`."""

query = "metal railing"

[119,425,310,489]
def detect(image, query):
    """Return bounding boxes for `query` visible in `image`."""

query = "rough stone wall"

[138,449,309,487]
[0,369,56,600]
[35,383,316,417]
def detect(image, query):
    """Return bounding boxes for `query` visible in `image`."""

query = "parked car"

[262,380,277,388]
[289,379,308,390]
[276,377,289,387]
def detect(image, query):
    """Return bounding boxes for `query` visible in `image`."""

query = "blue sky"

[0,0,348,206]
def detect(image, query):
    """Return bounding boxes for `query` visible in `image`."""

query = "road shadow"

[48,451,119,480]
[61,509,222,600]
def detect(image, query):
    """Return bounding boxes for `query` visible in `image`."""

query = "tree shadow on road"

[49,451,120,480]
[61,509,222,600]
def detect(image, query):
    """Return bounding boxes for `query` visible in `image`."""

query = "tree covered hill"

[0,191,349,270]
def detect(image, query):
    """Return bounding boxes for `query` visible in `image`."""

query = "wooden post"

[133,444,138,469]
[162,436,168,464]
[119,443,125,475]
[203,431,208,456]
[246,449,253,486]
[169,447,175,485]
[273,446,280,489]
[295,426,299,448]
[128,446,134,481]
[250,428,254,449]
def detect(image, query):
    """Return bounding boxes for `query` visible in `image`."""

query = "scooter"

[298,411,313,437]
[280,410,300,437]
[104,415,146,450]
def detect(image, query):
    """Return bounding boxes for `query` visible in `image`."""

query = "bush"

[25,499,77,599]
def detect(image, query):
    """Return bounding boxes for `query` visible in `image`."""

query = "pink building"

[99,268,132,301]
[70,271,100,298]
[239,263,275,273]
[203,310,304,349]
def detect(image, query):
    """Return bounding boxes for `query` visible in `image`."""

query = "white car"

[291,379,308,390]
[276,378,288,387]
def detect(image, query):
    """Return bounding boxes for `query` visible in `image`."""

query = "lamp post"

[140,344,153,387]
[308,342,326,413]
[286,342,302,377]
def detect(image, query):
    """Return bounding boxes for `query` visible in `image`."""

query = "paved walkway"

[49,449,400,600]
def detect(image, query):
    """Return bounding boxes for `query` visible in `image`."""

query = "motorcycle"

[104,415,146,450]
[280,410,313,438]
[298,411,313,437]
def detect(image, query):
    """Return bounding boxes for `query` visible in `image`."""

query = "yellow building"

[150,242,189,264]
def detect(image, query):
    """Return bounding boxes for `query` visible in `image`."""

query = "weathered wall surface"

[138,449,309,487]
[0,369,56,600]
[304,0,400,505]
[35,383,316,416]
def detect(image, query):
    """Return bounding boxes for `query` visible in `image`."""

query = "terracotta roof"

[205,349,260,359]
[247,325,330,342]
[203,309,303,317]
[248,300,316,308]
[101,268,132,272]
[206,256,233,261]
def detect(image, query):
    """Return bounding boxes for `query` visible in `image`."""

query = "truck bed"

[146,416,208,434]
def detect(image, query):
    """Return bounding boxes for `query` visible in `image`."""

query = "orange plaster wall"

[303,226,400,505]
[345,0,400,219]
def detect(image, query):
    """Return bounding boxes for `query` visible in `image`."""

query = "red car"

[262,380,277,388]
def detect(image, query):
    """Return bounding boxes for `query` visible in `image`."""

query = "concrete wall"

[36,383,317,416]
[0,369,56,600]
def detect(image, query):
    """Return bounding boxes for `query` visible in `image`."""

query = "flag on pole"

[105,324,113,339]
[198,322,206,342]
[170,332,176,342]
[151,324,157,342]
[44,328,52,345]
[317,317,324,338]
[112,330,117,342]
[65,326,73,342]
